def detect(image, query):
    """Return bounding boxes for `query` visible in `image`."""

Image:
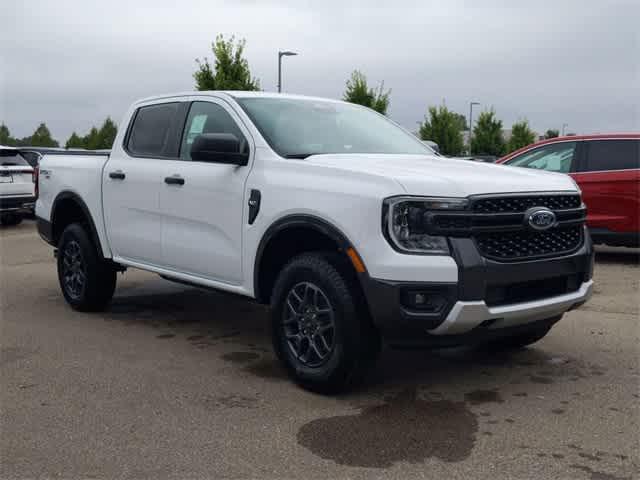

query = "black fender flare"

[253,214,356,302]
[50,191,105,258]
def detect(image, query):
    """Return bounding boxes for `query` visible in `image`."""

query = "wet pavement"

[1,221,638,479]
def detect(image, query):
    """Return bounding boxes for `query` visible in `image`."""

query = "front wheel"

[57,223,117,312]
[270,253,380,394]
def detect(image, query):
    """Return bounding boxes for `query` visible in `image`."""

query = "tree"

[343,70,391,115]
[508,120,536,153]
[27,123,59,147]
[64,117,118,150]
[418,105,465,156]
[65,132,85,149]
[453,113,468,131]
[194,35,260,91]
[545,129,559,139]
[0,123,17,146]
[96,117,117,149]
[471,110,505,156]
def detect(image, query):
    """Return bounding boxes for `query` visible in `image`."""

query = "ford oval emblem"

[526,207,556,231]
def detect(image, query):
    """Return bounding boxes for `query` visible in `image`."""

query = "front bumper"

[0,195,36,213]
[361,227,594,347]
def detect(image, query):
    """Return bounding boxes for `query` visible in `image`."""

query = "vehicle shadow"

[594,247,640,265]
[104,282,601,394]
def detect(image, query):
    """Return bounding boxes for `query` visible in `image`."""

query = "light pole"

[277,50,298,93]
[561,123,568,136]
[468,101,480,152]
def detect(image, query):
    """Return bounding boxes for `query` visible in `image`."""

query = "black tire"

[486,326,552,350]
[57,223,117,312]
[270,252,380,394]
[1,213,22,226]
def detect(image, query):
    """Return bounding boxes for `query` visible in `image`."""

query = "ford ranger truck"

[35,92,594,393]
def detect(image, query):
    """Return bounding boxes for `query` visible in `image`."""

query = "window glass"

[127,103,179,157]
[506,142,576,173]
[584,140,639,171]
[237,97,430,158]
[0,150,30,166]
[180,102,246,160]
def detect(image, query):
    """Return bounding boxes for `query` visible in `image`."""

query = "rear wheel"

[57,223,117,311]
[270,252,380,394]
[0,213,22,226]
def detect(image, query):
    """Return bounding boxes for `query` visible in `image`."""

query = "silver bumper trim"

[429,280,593,335]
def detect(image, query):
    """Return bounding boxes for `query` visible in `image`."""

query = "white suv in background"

[0,146,36,226]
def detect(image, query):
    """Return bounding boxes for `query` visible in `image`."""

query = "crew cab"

[499,134,640,247]
[0,146,36,225]
[36,92,594,392]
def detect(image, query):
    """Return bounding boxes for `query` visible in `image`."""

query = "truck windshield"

[236,97,430,158]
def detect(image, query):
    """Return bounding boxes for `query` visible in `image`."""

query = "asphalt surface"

[1,221,638,480]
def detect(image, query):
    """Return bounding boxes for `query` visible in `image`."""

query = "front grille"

[486,274,582,307]
[472,194,581,213]
[475,225,583,261]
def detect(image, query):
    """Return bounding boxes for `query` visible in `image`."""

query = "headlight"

[382,196,468,254]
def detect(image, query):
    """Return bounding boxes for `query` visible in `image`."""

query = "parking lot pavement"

[1,221,638,480]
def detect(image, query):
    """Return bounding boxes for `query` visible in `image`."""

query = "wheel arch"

[253,214,365,304]
[50,191,105,258]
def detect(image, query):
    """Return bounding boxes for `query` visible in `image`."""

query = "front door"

[159,98,253,285]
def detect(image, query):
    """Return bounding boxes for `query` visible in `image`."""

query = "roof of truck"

[133,91,345,106]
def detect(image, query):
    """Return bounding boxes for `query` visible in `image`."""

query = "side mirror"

[190,133,249,166]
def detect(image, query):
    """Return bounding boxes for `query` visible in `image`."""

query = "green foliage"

[194,35,260,91]
[508,120,536,153]
[418,105,465,156]
[0,123,17,146]
[545,129,560,139]
[453,113,468,131]
[65,132,85,148]
[23,123,60,147]
[343,70,390,115]
[471,110,505,156]
[64,117,118,150]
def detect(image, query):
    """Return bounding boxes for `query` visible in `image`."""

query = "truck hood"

[304,154,578,197]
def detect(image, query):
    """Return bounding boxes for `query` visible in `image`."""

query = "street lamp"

[561,123,568,136]
[277,50,298,93]
[468,101,480,151]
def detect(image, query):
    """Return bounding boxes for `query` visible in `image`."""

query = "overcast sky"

[1,0,638,142]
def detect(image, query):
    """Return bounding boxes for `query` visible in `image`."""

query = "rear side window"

[126,103,180,157]
[583,139,639,172]
[505,142,576,173]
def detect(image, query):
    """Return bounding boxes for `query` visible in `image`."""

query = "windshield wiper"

[284,153,320,159]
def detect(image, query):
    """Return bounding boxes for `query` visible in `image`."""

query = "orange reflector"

[346,247,366,273]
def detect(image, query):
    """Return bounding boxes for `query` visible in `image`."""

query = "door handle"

[109,170,125,180]
[164,175,185,186]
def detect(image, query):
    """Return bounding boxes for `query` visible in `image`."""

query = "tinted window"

[0,150,30,166]
[127,103,179,157]
[20,151,41,167]
[506,142,576,173]
[584,140,639,172]
[180,102,246,160]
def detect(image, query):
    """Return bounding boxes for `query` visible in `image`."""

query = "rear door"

[0,150,34,197]
[158,97,253,284]
[573,139,640,234]
[102,101,184,266]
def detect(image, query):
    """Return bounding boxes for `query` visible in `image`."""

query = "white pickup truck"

[36,91,594,392]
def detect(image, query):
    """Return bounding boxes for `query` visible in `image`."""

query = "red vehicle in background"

[499,134,640,247]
